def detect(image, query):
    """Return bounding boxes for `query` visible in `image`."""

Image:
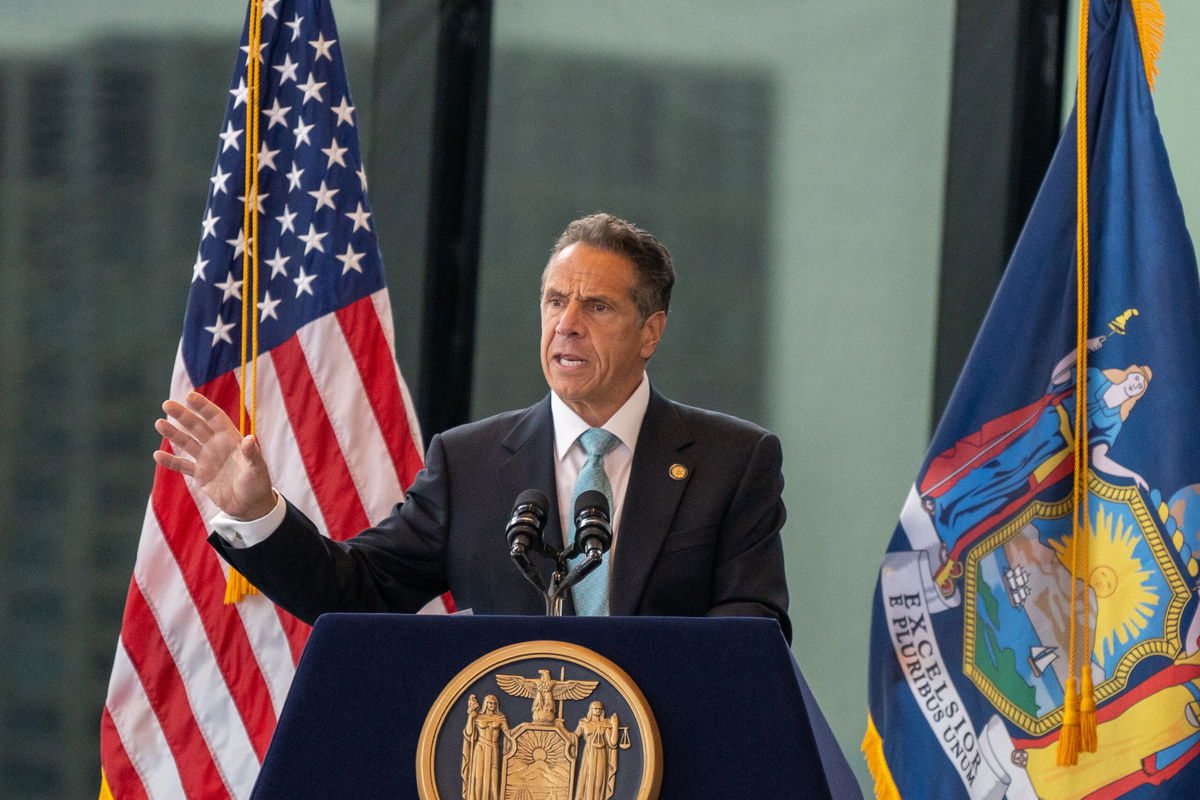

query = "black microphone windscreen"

[515,489,549,516]
[574,489,609,520]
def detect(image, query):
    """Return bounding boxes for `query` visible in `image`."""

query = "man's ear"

[639,311,667,359]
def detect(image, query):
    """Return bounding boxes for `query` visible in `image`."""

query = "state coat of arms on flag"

[865,1,1200,798]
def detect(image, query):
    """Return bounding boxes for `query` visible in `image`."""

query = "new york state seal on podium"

[417,640,662,800]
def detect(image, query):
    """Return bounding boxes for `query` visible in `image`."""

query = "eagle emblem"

[495,668,599,724]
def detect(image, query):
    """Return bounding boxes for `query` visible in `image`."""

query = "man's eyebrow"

[541,287,622,306]
[579,290,621,304]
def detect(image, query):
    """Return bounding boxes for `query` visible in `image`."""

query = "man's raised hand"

[153,391,277,520]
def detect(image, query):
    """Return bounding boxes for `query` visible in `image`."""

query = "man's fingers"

[163,399,217,442]
[172,409,216,442]
[187,391,236,430]
[154,418,204,459]
[153,449,196,477]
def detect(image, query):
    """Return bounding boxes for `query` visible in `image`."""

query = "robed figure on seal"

[461,694,511,800]
[573,702,620,800]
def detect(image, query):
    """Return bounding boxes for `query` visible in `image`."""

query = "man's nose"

[556,300,583,335]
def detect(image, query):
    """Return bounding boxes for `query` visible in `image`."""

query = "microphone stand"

[510,540,603,615]
[543,551,603,616]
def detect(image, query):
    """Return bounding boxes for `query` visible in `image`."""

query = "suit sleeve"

[706,431,791,642]
[209,434,454,624]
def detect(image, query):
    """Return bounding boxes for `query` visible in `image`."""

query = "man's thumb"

[242,434,265,465]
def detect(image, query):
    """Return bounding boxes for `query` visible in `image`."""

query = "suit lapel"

[608,389,693,616]
[497,397,564,602]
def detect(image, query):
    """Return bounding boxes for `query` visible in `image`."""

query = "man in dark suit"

[154,213,790,639]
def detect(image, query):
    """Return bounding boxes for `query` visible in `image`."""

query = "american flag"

[99,1,434,796]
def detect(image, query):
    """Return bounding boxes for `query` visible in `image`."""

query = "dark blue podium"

[252,614,861,799]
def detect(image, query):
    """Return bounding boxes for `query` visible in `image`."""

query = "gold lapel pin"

[669,463,688,480]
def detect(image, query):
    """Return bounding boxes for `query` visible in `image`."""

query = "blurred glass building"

[3,1,1200,797]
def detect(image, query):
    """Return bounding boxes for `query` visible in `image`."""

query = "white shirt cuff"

[210,492,286,548]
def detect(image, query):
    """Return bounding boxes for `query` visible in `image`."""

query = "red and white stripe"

[101,289,438,799]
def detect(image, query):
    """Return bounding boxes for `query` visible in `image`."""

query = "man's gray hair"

[547,213,675,320]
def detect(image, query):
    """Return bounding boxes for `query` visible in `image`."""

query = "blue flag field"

[866,2,1200,798]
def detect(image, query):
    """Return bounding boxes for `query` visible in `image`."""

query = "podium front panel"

[252,614,858,799]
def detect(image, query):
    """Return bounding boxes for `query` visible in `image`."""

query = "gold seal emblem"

[417,640,661,800]
[668,464,688,480]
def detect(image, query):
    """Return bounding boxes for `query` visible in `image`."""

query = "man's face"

[540,243,665,426]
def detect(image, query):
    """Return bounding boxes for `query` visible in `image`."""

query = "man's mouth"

[555,355,587,367]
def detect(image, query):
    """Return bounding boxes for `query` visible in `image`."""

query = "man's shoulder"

[647,393,783,485]
[654,393,773,441]
[436,398,550,446]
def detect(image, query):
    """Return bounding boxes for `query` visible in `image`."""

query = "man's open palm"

[153,391,276,520]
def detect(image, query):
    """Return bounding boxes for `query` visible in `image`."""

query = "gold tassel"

[1131,0,1165,90]
[1057,677,1081,765]
[1080,666,1098,752]
[98,769,115,800]
[224,566,260,605]
[861,714,903,800]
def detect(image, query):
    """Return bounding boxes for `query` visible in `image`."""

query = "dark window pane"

[27,66,69,179]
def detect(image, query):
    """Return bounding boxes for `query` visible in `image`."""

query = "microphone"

[573,490,612,559]
[540,491,611,613]
[506,489,550,558]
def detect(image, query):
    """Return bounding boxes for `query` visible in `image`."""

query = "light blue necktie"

[570,427,620,616]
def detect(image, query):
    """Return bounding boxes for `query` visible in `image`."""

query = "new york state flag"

[865,2,1200,798]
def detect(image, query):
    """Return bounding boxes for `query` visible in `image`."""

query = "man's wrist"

[211,491,287,548]
[237,490,280,523]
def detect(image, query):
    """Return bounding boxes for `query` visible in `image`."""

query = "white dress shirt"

[212,373,652,550]
[210,491,286,548]
[549,373,650,551]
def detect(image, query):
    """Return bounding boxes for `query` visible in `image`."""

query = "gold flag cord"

[1055,0,1166,764]
[249,0,263,439]
[240,0,264,438]
[1057,0,1092,767]
[227,0,265,605]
